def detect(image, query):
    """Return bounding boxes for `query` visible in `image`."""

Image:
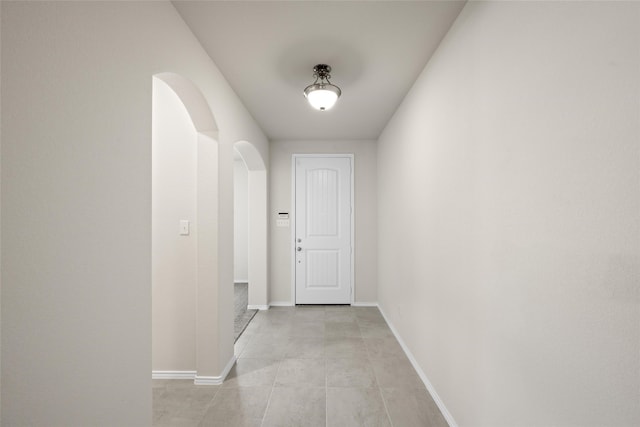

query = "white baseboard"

[194,354,237,386]
[234,280,248,284]
[193,376,219,385]
[269,301,294,307]
[352,302,379,307]
[153,355,237,386]
[152,371,196,380]
[378,306,458,427]
[247,304,269,310]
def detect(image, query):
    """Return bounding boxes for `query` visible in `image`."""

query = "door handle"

[297,247,302,252]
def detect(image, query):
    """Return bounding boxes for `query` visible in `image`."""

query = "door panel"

[306,250,339,288]
[295,156,352,304]
[307,168,339,237]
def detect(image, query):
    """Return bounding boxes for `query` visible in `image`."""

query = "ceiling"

[173,1,466,141]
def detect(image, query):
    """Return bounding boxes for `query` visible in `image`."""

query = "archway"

[152,72,235,384]
[234,141,268,310]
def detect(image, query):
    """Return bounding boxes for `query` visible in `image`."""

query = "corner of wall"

[0,0,3,420]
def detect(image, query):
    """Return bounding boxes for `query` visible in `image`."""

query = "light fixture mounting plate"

[313,64,331,78]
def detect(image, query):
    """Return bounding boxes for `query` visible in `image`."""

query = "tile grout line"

[325,306,329,427]
[325,356,328,427]
[361,309,395,427]
[260,356,283,426]
[197,382,222,425]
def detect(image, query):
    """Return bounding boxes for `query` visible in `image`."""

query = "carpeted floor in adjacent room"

[234,282,257,341]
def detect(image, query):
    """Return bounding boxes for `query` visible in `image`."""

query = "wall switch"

[180,220,190,236]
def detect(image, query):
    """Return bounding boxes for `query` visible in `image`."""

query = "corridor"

[153,305,447,426]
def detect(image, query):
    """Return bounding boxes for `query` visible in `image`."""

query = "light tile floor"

[153,305,448,427]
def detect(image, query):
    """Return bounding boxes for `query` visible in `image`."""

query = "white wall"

[0,2,3,419]
[377,2,640,426]
[234,158,249,282]
[1,2,268,425]
[152,78,198,371]
[270,140,378,305]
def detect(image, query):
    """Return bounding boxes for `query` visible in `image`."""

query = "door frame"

[291,154,355,305]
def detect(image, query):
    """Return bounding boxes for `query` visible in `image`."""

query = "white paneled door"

[294,155,353,304]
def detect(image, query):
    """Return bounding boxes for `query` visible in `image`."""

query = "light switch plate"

[180,220,190,235]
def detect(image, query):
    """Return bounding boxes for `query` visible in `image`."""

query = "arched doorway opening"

[151,72,234,384]
[234,141,268,311]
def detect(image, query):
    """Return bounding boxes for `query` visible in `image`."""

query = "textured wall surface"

[1,2,267,424]
[377,2,640,425]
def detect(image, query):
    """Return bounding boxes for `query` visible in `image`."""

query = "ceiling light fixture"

[303,64,341,111]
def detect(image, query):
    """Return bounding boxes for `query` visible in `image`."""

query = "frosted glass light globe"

[306,88,339,111]
[304,83,341,111]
